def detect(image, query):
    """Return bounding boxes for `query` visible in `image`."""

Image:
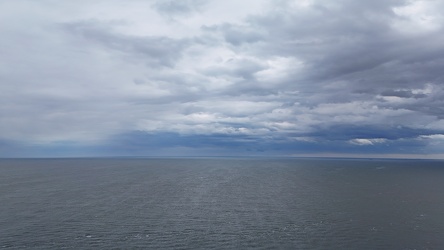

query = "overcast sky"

[1,0,444,158]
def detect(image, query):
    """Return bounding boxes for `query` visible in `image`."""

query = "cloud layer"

[1,0,444,158]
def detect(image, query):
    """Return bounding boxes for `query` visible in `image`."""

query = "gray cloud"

[61,20,190,67]
[380,89,427,99]
[1,0,444,157]
[202,23,265,46]
[152,0,207,17]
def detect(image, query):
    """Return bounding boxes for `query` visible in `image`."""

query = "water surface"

[1,158,443,249]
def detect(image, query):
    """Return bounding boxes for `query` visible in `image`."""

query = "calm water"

[0,158,443,249]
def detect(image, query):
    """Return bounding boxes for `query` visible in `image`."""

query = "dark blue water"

[1,158,443,249]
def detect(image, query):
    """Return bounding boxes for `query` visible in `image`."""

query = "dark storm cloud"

[100,129,438,157]
[102,131,273,156]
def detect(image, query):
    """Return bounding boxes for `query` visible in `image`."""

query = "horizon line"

[1,154,444,161]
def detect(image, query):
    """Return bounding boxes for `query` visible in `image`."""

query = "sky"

[1,0,444,158]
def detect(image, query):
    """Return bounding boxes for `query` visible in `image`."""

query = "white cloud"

[392,0,443,34]
[419,134,444,140]
[349,138,387,146]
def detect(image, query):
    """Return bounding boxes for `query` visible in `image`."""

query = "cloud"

[349,138,387,146]
[152,0,207,17]
[61,20,190,68]
[419,134,444,140]
[1,0,444,157]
